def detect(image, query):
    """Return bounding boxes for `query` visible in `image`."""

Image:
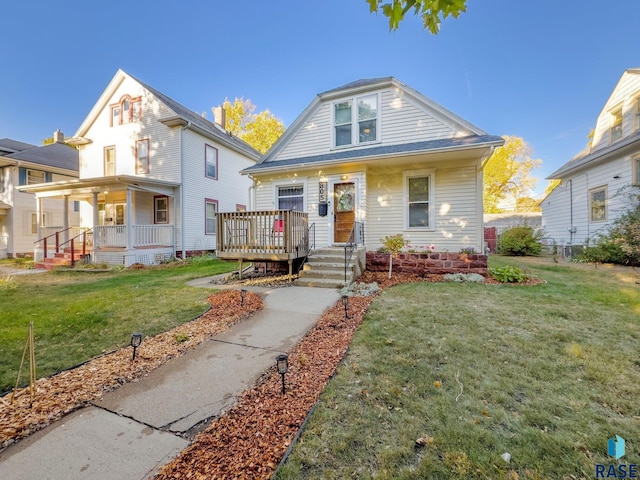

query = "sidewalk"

[0,283,340,480]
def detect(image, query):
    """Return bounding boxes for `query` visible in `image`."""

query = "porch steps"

[35,248,88,270]
[296,247,364,289]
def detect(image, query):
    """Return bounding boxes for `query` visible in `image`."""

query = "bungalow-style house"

[216,77,504,285]
[541,68,640,249]
[21,70,260,267]
[0,132,79,258]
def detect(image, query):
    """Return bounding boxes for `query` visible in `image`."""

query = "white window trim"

[205,144,218,180]
[205,198,218,235]
[331,92,380,149]
[403,168,435,230]
[589,185,608,223]
[27,169,45,185]
[635,96,640,131]
[273,179,307,211]
[610,106,623,143]
[633,156,640,186]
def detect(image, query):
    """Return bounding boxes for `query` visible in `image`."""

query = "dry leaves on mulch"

[0,289,263,451]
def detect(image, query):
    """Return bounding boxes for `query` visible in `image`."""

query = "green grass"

[0,257,237,393]
[275,256,640,479]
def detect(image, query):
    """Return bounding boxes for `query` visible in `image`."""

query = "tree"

[367,0,467,33]
[483,136,541,214]
[542,179,561,199]
[214,98,285,154]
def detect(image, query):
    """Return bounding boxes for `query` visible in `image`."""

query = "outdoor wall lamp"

[130,332,143,361]
[276,353,289,394]
[240,289,247,307]
[341,294,350,320]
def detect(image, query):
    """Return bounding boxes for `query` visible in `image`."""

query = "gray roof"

[319,77,393,96]
[128,73,261,160]
[244,134,503,173]
[0,138,37,155]
[5,142,79,172]
[547,130,640,179]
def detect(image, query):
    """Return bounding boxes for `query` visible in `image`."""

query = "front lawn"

[0,257,236,393]
[275,256,640,479]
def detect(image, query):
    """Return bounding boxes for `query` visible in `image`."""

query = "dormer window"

[610,108,623,142]
[333,94,378,148]
[110,96,142,126]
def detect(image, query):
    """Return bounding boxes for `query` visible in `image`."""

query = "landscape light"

[130,332,143,361]
[240,289,247,306]
[341,294,349,320]
[276,354,289,394]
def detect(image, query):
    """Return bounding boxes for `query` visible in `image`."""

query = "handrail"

[295,223,316,276]
[344,221,364,282]
[34,227,86,260]
[57,229,92,267]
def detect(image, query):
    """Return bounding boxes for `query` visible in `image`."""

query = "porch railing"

[216,210,309,259]
[34,227,92,261]
[344,221,365,282]
[95,225,174,248]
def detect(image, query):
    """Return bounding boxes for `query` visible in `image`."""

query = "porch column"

[36,197,43,238]
[126,188,133,251]
[92,192,99,248]
[62,195,69,243]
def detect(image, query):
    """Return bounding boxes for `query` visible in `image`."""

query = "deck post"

[288,259,293,282]
[238,258,243,279]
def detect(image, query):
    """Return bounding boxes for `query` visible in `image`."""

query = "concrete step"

[303,262,349,272]
[299,268,354,281]
[294,277,346,289]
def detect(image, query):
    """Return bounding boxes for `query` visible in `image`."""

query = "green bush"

[489,265,528,283]
[379,234,406,254]
[496,226,543,256]
[444,273,485,283]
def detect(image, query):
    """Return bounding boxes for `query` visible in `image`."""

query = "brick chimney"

[212,106,226,130]
[53,129,65,143]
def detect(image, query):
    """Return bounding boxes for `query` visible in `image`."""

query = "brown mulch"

[1,270,542,475]
[0,289,263,451]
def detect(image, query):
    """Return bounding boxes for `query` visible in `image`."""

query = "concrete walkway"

[0,282,340,480]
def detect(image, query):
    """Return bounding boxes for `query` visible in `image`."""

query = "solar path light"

[240,289,247,307]
[130,332,143,361]
[341,294,350,320]
[276,354,289,394]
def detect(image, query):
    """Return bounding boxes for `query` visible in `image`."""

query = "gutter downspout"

[568,179,574,245]
[247,174,256,210]
[479,146,497,253]
[179,124,189,259]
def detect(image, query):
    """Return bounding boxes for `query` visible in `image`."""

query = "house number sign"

[319,182,328,203]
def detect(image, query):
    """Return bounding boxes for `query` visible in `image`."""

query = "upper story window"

[610,108,623,142]
[136,139,149,174]
[27,169,45,185]
[205,144,218,180]
[104,146,116,176]
[110,96,141,126]
[589,186,607,222]
[333,93,379,148]
[0,168,5,193]
[636,97,640,131]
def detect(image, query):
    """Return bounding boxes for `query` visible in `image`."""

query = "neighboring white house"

[541,68,640,247]
[241,77,504,253]
[21,70,260,266]
[0,132,79,258]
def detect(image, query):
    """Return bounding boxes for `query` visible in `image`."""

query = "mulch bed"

[0,290,264,451]
[1,271,543,477]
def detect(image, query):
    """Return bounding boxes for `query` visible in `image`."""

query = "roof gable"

[256,77,491,168]
[5,142,78,173]
[0,138,37,155]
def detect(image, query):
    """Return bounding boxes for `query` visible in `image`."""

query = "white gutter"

[179,123,188,259]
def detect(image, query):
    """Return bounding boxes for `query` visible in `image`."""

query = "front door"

[334,182,355,243]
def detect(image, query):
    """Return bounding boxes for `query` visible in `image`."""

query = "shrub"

[496,226,543,256]
[379,234,406,254]
[489,265,528,283]
[444,273,485,283]
[459,247,476,254]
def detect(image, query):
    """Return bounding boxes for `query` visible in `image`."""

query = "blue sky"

[2,1,639,196]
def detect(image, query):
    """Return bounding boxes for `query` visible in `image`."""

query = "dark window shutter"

[18,167,27,186]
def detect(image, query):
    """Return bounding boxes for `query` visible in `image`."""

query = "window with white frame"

[611,108,623,142]
[154,196,168,224]
[205,199,218,234]
[277,185,304,211]
[636,97,640,131]
[205,144,218,179]
[589,186,607,222]
[136,139,149,174]
[633,157,640,185]
[405,170,434,229]
[0,168,5,193]
[333,93,378,148]
[104,146,115,176]
[110,95,141,126]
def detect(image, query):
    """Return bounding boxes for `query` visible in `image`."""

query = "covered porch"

[20,175,179,266]
[216,210,312,278]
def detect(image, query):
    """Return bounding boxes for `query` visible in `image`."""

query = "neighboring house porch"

[21,175,178,267]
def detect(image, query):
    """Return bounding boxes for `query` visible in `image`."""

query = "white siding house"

[21,70,260,266]
[0,133,79,258]
[242,78,504,253]
[541,69,640,247]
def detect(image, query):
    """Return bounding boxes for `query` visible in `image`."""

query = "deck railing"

[216,210,309,259]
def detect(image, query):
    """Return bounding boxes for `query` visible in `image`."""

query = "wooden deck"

[216,210,311,263]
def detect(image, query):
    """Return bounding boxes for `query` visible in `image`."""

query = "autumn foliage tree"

[483,136,541,214]
[367,0,467,33]
[214,98,285,154]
